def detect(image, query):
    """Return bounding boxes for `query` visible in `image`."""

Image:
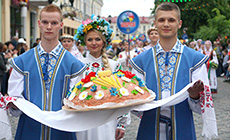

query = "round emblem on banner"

[117,10,140,34]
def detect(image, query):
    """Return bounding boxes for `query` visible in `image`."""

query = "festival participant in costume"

[129,2,217,140]
[189,41,196,49]
[135,39,143,54]
[204,40,218,94]
[118,40,138,71]
[74,15,130,140]
[107,41,121,60]
[141,27,159,52]
[60,34,84,60]
[7,4,86,140]
[195,39,202,52]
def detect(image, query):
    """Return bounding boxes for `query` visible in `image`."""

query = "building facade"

[0,0,103,47]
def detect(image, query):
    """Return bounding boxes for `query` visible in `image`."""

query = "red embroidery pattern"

[92,62,100,68]
[0,95,16,110]
[200,85,214,113]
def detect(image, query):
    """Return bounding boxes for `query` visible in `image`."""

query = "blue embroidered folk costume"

[9,43,86,140]
[129,40,209,140]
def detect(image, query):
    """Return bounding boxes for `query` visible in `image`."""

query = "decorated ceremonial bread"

[63,70,155,111]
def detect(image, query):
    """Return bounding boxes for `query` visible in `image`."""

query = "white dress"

[205,49,218,93]
[76,54,130,140]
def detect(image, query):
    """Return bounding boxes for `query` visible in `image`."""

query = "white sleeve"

[188,64,209,114]
[8,69,24,98]
[8,69,24,116]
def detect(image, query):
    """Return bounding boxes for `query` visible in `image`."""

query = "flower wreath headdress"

[74,15,114,46]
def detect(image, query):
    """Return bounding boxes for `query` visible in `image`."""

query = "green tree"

[193,8,230,42]
[152,0,230,41]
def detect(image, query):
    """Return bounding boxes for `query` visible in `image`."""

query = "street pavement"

[8,77,230,140]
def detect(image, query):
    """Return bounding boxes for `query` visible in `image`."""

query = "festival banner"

[117,10,140,34]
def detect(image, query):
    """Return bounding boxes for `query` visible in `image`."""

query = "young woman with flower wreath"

[204,40,218,94]
[74,15,130,140]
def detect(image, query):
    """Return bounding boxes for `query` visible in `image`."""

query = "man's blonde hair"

[40,4,63,21]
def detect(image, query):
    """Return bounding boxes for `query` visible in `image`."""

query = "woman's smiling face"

[85,30,105,58]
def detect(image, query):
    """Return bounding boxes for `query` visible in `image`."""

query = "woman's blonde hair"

[85,29,111,70]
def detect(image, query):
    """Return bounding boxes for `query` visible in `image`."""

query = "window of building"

[10,6,21,38]
[67,27,70,34]
[30,12,36,47]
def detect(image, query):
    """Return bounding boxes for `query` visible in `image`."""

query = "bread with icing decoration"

[63,70,155,111]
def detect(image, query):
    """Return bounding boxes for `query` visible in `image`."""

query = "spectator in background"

[143,41,149,47]
[141,27,159,52]
[17,38,27,55]
[134,39,143,54]
[118,40,137,71]
[11,36,18,50]
[222,49,230,82]
[60,34,84,61]
[213,41,223,76]
[31,38,41,48]
[1,41,18,95]
[118,41,125,52]
[0,42,7,92]
[107,41,121,60]
[75,41,87,58]
[189,41,196,49]
[204,40,218,94]
[195,39,202,52]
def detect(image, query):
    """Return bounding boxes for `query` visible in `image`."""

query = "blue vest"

[11,47,86,140]
[130,46,208,140]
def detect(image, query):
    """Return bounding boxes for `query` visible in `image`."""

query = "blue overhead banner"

[117,10,140,34]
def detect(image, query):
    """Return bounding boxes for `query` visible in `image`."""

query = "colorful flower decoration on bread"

[110,87,119,96]
[79,91,88,100]
[118,70,135,79]
[95,90,104,100]
[90,84,97,92]
[120,87,129,96]
[81,72,96,83]
[74,15,114,46]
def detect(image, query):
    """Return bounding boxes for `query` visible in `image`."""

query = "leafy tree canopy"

[152,0,230,42]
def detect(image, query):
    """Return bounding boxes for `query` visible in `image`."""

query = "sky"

[101,0,155,17]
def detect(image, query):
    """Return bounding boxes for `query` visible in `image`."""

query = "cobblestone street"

[9,77,230,140]
[123,77,230,140]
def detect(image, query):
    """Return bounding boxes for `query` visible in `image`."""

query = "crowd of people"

[189,38,230,84]
[0,2,219,140]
